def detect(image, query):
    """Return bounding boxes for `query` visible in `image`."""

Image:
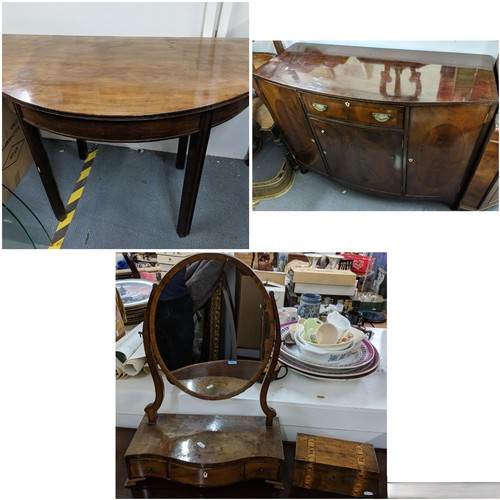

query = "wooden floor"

[116,427,387,498]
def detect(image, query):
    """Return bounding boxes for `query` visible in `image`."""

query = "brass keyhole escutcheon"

[345,101,350,108]
[202,471,208,478]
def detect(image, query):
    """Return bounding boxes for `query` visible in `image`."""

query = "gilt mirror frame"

[142,253,281,426]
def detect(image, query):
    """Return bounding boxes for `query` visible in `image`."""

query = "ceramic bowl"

[303,317,323,335]
[343,326,365,351]
[298,330,354,352]
[288,322,304,337]
[327,311,351,332]
[316,322,340,344]
[295,335,356,364]
[278,311,290,324]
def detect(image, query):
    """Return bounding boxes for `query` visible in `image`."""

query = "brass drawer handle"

[312,102,328,112]
[372,112,391,123]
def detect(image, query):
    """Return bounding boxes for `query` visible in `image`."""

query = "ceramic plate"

[280,345,380,380]
[281,323,375,371]
[116,279,154,307]
[285,352,380,381]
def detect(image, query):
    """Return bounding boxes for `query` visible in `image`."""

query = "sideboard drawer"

[129,458,167,479]
[301,92,404,128]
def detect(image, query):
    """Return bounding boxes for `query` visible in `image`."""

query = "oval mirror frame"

[145,253,278,402]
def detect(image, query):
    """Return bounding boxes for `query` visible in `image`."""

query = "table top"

[254,42,498,104]
[2,35,249,118]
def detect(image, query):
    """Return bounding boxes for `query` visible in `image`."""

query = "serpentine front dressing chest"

[253,43,498,208]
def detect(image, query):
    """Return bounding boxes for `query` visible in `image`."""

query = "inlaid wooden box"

[292,434,379,497]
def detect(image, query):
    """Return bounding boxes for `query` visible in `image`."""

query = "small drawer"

[129,458,167,479]
[170,462,242,487]
[244,461,281,480]
[301,92,403,128]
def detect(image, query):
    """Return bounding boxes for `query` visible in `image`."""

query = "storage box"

[2,99,33,202]
[359,300,387,313]
[342,254,375,275]
[292,268,357,286]
[292,434,379,497]
[234,252,254,268]
[294,282,356,296]
[255,269,286,285]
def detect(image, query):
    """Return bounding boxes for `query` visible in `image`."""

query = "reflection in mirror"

[152,257,272,399]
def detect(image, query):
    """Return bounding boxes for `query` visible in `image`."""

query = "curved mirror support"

[146,253,277,402]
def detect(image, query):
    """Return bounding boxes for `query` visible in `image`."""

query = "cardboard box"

[294,282,356,296]
[292,268,357,287]
[255,270,286,285]
[2,99,33,202]
[293,434,379,497]
[234,252,254,268]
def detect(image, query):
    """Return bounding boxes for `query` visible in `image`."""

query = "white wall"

[2,2,250,159]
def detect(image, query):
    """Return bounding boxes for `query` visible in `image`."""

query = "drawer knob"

[312,102,328,112]
[408,158,414,163]
[372,112,391,122]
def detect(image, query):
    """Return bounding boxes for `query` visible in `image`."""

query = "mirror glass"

[149,254,274,400]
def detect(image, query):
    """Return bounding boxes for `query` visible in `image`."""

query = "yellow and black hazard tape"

[49,149,98,249]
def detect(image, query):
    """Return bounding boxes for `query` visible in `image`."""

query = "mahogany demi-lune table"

[2,35,249,237]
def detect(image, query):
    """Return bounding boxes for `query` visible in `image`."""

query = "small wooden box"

[292,434,379,497]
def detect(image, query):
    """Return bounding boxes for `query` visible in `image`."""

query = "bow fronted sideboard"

[253,43,498,209]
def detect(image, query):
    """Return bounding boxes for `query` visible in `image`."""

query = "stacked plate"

[116,279,154,325]
[279,323,380,380]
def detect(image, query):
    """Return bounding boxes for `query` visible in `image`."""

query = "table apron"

[16,97,248,142]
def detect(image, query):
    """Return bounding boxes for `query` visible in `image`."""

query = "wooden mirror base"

[125,414,284,489]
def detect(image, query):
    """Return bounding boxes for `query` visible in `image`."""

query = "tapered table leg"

[76,138,88,160]
[13,104,66,221]
[176,111,213,237]
[176,135,189,170]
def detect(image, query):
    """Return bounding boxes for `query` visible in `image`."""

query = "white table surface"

[116,328,387,448]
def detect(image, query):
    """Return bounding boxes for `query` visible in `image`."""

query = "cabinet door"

[255,79,329,176]
[407,105,491,199]
[459,115,498,209]
[310,118,404,194]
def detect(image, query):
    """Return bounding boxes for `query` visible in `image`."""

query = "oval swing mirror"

[147,253,276,400]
